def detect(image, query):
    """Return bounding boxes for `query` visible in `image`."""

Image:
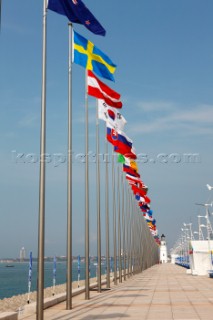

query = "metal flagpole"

[139,215,143,273]
[122,173,126,281]
[37,0,47,318]
[105,136,110,288]
[132,195,135,274]
[112,150,117,285]
[85,69,90,300]
[139,215,142,272]
[96,100,101,293]
[130,195,133,276]
[135,212,138,273]
[134,214,138,274]
[126,185,130,278]
[137,215,141,273]
[0,0,2,32]
[141,217,145,271]
[117,166,122,283]
[139,211,144,272]
[131,195,135,275]
[66,22,72,310]
[128,187,132,277]
[126,183,130,278]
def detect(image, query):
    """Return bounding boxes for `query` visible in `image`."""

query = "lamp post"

[195,203,213,240]
[180,236,184,264]
[193,231,199,240]
[197,215,205,240]
[181,227,190,267]
[173,237,182,265]
[183,223,194,240]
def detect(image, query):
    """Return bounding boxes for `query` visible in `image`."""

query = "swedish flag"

[73,31,116,81]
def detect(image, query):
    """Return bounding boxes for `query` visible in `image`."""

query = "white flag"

[98,99,127,131]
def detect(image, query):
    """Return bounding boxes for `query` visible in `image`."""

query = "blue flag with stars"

[48,0,106,36]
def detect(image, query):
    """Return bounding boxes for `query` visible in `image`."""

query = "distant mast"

[160,234,168,263]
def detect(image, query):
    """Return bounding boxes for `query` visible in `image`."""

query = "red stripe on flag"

[87,70,122,108]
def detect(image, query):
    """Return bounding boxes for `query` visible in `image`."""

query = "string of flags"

[48,0,160,245]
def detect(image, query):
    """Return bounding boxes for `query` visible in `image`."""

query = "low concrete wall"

[18,280,107,319]
[0,312,18,320]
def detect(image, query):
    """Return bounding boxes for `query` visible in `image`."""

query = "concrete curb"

[18,280,108,319]
[0,312,18,320]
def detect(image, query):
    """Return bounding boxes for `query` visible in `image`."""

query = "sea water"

[0,260,107,300]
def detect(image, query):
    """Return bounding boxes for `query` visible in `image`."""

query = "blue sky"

[0,0,213,258]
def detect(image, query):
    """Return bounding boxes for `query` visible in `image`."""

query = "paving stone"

[18,264,213,320]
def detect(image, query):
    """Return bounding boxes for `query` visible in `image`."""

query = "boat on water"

[5,265,15,268]
[93,262,105,266]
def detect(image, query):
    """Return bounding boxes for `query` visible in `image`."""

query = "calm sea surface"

[0,261,108,300]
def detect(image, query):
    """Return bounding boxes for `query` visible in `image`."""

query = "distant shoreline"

[0,257,105,263]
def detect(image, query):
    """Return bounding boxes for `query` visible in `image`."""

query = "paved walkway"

[20,264,213,320]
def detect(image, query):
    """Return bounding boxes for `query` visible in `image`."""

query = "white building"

[20,247,26,262]
[189,240,213,275]
[160,234,168,263]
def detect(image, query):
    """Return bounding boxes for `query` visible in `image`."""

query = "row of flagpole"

[36,1,160,319]
[1,0,160,318]
[27,219,158,306]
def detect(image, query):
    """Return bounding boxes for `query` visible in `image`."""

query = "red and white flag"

[126,173,141,183]
[87,70,122,108]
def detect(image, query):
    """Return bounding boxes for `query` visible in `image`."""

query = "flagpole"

[131,196,134,275]
[85,69,90,300]
[140,215,142,272]
[130,195,133,276]
[105,135,110,288]
[122,173,126,281]
[37,1,47,319]
[131,198,135,275]
[96,100,101,293]
[112,150,117,285]
[130,194,133,276]
[125,183,128,278]
[117,166,122,283]
[66,22,73,310]
[0,0,2,32]
[139,215,142,272]
[127,186,131,278]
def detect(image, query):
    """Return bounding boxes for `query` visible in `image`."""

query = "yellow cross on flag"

[73,30,117,81]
